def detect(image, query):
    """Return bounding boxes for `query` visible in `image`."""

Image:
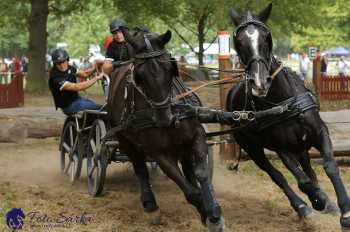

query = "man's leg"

[63,97,102,114]
[79,97,102,111]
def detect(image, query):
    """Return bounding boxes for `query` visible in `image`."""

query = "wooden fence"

[313,59,350,101]
[0,62,24,108]
[318,76,350,100]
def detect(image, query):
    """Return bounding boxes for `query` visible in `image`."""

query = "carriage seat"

[65,108,108,119]
[83,109,108,116]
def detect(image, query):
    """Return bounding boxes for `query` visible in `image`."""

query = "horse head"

[230,3,273,97]
[122,28,175,126]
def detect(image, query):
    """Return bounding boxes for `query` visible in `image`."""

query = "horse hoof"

[147,208,161,225]
[297,205,313,219]
[206,216,225,232]
[341,212,350,229]
[322,201,340,216]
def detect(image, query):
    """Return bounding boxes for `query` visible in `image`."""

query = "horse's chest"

[256,121,308,151]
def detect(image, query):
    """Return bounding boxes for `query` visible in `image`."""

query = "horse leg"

[278,151,338,214]
[235,134,312,218]
[119,139,160,224]
[129,153,160,224]
[128,153,160,225]
[181,156,199,189]
[298,150,339,214]
[191,133,225,232]
[314,127,350,228]
[154,154,208,226]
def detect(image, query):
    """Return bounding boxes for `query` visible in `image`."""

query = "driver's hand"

[94,59,105,65]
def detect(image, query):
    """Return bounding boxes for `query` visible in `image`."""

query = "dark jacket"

[106,41,134,62]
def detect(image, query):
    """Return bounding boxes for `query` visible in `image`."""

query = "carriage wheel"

[207,145,214,183]
[87,119,108,197]
[60,120,83,183]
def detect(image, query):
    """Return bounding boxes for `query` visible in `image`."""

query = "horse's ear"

[159,30,172,46]
[258,3,272,23]
[229,9,241,26]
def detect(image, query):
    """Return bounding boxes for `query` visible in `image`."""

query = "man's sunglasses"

[56,58,69,64]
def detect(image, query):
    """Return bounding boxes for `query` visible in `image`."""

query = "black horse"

[227,3,350,229]
[106,29,225,231]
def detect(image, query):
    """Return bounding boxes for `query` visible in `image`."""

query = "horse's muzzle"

[251,75,271,97]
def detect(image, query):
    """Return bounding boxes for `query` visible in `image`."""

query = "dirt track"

[1,91,350,231]
[0,137,349,232]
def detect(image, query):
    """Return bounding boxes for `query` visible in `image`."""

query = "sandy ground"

[0,137,349,232]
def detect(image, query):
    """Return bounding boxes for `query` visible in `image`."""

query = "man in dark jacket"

[48,48,103,115]
[102,19,134,74]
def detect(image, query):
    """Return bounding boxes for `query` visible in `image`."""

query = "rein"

[271,62,283,80]
[176,74,244,101]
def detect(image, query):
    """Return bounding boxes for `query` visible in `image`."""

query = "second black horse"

[227,3,350,229]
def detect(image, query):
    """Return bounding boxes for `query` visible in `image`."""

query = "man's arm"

[62,73,103,92]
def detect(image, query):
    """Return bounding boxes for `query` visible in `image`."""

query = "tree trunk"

[26,0,49,94]
[197,16,205,66]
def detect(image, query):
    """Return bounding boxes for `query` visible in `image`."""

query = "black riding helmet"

[109,19,128,33]
[51,48,69,64]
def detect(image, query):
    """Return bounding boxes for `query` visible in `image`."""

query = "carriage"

[59,89,286,197]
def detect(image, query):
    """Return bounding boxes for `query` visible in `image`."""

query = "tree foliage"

[0,0,349,93]
[291,0,350,51]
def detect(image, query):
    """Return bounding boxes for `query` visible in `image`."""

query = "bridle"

[234,19,273,76]
[131,33,173,110]
[233,18,277,110]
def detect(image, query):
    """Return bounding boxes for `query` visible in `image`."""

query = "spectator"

[299,53,310,82]
[21,56,28,74]
[337,56,348,77]
[21,56,28,89]
[0,57,8,84]
[320,55,328,77]
[8,57,17,73]
[179,55,187,64]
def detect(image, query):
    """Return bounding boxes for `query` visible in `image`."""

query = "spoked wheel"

[87,119,107,197]
[60,120,83,183]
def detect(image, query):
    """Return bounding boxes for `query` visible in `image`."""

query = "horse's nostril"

[266,76,272,84]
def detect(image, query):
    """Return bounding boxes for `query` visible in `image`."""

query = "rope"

[176,61,245,74]
[178,69,207,84]
[271,63,284,80]
[176,73,244,101]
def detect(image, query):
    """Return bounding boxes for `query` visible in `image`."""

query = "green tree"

[0,0,87,93]
[0,2,29,57]
[114,0,326,63]
[291,0,350,51]
[114,0,221,65]
[47,1,116,57]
